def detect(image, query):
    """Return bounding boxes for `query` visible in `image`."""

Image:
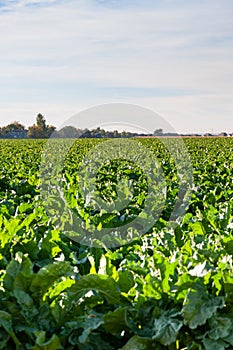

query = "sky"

[0,0,232,133]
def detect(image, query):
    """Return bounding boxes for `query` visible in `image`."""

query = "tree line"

[0,114,55,139]
[1,114,231,139]
[0,113,166,139]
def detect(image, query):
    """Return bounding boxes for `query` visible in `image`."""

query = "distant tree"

[27,125,43,139]
[28,114,55,139]
[0,121,25,137]
[82,129,91,138]
[46,125,56,138]
[153,128,163,136]
[10,121,25,131]
[121,130,127,138]
[36,114,47,130]
[99,128,106,137]
[106,130,114,138]
[91,127,101,138]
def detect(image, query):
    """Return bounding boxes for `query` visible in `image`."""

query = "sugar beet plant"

[0,138,233,349]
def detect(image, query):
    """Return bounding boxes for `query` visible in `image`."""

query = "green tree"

[0,121,25,137]
[36,113,46,130]
[28,114,55,139]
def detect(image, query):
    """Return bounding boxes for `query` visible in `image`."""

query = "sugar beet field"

[0,137,233,350]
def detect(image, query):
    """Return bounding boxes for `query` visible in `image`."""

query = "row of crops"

[0,137,232,349]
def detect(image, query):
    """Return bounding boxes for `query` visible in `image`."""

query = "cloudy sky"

[0,0,232,133]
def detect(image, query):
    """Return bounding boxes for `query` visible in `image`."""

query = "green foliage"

[0,138,232,349]
[27,114,55,139]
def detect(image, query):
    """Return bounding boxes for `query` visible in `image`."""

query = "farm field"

[0,137,233,350]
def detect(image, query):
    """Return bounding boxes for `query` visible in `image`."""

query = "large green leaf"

[152,312,183,346]
[182,288,225,329]
[68,274,124,304]
[30,261,73,298]
[103,307,128,335]
[202,337,228,350]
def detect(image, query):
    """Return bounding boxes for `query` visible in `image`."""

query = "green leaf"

[0,311,12,331]
[182,288,225,329]
[12,289,38,319]
[32,331,63,350]
[30,261,73,298]
[120,335,154,350]
[208,316,232,340]
[45,278,75,300]
[69,274,123,304]
[0,329,10,349]
[153,314,182,346]
[4,253,33,293]
[78,315,103,344]
[103,307,128,335]
[117,270,135,293]
[191,222,206,235]
[202,337,228,350]
[223,331,233,346]
[0,311,21,347]
[0,218,22,247]
[3,259,20,291]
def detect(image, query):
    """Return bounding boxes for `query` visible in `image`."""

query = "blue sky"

[0,0,232,133]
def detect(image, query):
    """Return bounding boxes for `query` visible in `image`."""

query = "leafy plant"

[0,138,232,349]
